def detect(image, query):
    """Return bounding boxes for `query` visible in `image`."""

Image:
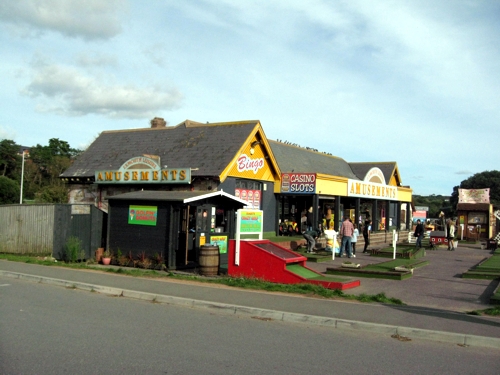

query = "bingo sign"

[281,173,316,194]
[128,205,157,226]
[235,188,261,209]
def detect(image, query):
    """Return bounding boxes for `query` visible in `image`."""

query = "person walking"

[351,223,359,257]
[340,217,354,258]
[414,219,425,249]
[302,228,319,254]
[362,219,372,253]
[447,219,456,251]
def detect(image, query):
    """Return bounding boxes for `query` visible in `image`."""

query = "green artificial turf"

[286,263,347,282]
[462,253,500,280]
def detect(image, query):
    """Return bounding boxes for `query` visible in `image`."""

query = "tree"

[413,194,451,218]
[26,138,82,202]
[0,175,20,204]
[450,170,500,209]
[0,139,20,178]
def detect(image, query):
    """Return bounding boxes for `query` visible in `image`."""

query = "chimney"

[150,117,167,128]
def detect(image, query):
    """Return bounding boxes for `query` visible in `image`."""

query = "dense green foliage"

[413,194,452,217]
[0,138,82,204]
[0,176,20,204]
[0,139,20,179]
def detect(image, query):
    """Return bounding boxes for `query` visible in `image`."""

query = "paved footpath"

[1,242,500,349]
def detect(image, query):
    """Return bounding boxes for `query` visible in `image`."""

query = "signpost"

[234,209,263,265]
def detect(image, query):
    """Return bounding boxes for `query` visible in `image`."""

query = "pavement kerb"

[2,270,500,349]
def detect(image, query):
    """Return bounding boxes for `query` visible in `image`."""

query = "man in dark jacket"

[303,229,319,254]
[414,219,425,249]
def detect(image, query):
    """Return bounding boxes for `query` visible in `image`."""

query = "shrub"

[64,236,82,263]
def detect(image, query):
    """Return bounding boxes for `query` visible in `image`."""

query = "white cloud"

[76,53,119,68]
[0,0,126,40]
[22,61,183,119]
[0,124,17,141]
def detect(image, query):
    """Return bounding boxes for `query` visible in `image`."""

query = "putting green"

[286,264,319,278]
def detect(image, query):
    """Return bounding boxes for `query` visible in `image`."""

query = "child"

[351,223,359,257]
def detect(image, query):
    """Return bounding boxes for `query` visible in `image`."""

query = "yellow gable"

[226,139,275,181]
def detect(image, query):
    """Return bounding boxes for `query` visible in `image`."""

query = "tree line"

[0,138,81,204]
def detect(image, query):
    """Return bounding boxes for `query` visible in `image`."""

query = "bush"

[64,236,82,263]
[0,176,20,204]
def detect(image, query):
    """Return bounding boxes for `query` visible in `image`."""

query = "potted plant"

[102,249,112,265]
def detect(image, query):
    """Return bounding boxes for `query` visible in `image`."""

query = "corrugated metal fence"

[0,204,105,260]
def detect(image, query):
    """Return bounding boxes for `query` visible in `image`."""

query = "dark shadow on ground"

[387,299,500,330]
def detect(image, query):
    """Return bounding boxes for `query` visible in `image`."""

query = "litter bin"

[487,239,498,250]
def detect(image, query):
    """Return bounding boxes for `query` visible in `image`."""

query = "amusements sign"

[458,188,490,204]
[235,188,261,209]
[128,205,157,226]
[280,173,316,194]
[95,156,191,184]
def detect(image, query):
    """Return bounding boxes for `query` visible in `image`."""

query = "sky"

[1,0,499,196]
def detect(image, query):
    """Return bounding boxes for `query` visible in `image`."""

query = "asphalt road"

[1,277,499,375]
[1,240,500,352]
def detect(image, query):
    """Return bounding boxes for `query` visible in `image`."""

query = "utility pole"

[19,150,25,204]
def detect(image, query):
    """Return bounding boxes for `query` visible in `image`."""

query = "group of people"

[302,216,372,256]
[413,217,457,251]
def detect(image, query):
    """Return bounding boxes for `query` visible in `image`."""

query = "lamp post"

[19,151,25,204]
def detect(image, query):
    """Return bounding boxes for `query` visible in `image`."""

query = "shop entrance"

[277,195,313,235]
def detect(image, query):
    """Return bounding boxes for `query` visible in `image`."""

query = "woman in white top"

[351,223,359,257]
[448,221,456,251]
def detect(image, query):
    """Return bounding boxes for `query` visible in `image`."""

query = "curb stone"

[1,270,499,349]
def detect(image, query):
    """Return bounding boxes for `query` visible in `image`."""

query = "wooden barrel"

[199,245,220,276]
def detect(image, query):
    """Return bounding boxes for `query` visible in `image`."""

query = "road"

[1,277,499,375]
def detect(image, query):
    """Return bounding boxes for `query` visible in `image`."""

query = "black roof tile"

[61,120,259,178]
[268,140,359,179]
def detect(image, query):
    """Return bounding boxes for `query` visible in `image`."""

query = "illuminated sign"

[281,173,316,194]
[95,156,191,184]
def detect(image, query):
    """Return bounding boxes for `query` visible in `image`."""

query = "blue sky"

[1,0,499,196]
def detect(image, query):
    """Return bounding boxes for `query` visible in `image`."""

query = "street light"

[19,150,25,204]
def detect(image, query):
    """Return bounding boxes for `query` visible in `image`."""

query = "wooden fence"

[0,204,105,260]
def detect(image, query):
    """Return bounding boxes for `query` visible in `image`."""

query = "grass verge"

[466,307,500,316]
[0,254,404,305]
